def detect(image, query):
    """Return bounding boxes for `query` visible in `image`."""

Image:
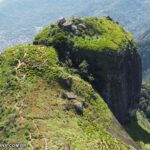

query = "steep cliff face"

[101,42,142,124]
[34,17,142,123]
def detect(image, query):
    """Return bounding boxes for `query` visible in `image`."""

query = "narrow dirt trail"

[28,133,34,150]
[15,60,25,70]
[14,55,50,149]
[14,101,24,121]
[33,120,40,135]
[33,119,50,150]
[43,137,48,150]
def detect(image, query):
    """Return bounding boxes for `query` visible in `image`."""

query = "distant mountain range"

[0,0,150,51]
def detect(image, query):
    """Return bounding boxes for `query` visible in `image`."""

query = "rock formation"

[34,17,142,124]
[0,17,144,149]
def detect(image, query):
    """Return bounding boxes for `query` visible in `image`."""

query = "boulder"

[74,102,83,115]
[61,91,77,100]
[72,25,81,35]
[57,17,66,26]
[71,25,78,32]
[65,92,77,100]
[59,76,72,89]
[75,30,81,36]
[106,16,113,21]
[62,22,73,29]
[78,23,86,29]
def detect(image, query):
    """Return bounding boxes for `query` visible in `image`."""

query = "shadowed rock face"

[33,17,142,124]
[71,42,142,124]
[96,43,142,124]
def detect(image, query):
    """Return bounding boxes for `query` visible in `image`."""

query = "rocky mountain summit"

[0,17,145,149]
[34,17,142,124]
[1,0,150,51]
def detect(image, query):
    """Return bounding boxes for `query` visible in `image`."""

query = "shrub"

[79,60,89,77]
[52,32,74,60]
[139,84,150,119]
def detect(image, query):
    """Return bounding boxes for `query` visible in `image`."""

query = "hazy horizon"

[0,0,150,51]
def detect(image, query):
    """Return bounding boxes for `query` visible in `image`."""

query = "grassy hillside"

[125,111,150,150]
[125,84,150,150]
[1,16,149,150]
[33,17,150,150]
[34,17,142,125]
[0,45,137,149]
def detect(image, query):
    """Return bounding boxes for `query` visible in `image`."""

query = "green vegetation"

[0,45,136,149]
[33,17,135,82]
[139,84,150,119]
[33,17,136,95]
[34,17,133,52]
[0,16,148,150]
[125,112,150,150]
[34,16,141,125]
[125,84,150,150]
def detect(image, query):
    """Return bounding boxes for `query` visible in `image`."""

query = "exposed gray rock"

[59,76,72,89]
[66,41,142,124]
[62,92,77,100]
[57,17,66,26]
[75,30,81,36]
[74,102,83,115]
[78,23,86,29]
[66,92,77,100]
[66,76,72,89]
[63,22,73,28]
[71,25,81,36]
[71,25,78,32]
[99,43,142,124]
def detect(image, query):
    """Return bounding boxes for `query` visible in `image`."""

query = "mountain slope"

[0,45,138,149]
[1,16,149,150]
[125,83,150,149]
[34,17,142,124]
[33,17,150,149]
